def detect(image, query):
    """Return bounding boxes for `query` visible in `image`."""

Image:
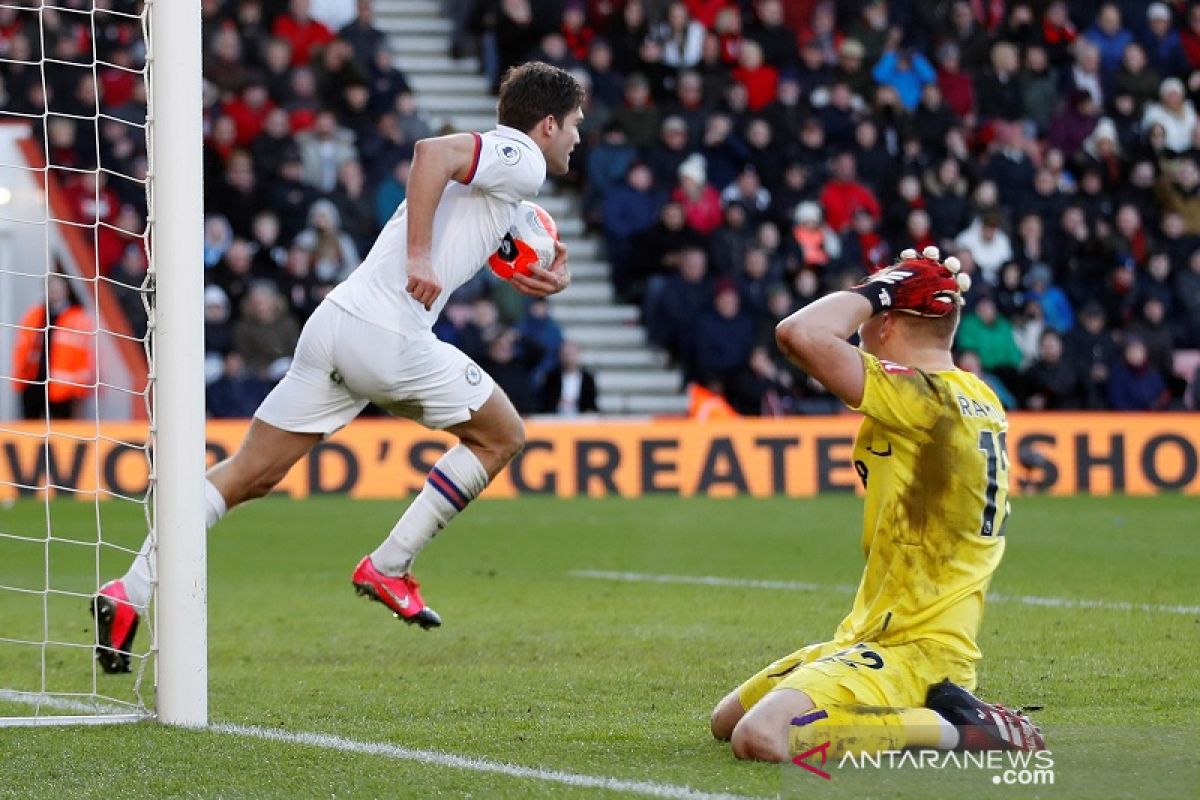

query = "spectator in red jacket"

[731,40,778,112]
[818,152,881,233]
[673,154,723,235]
[273,0,334,66]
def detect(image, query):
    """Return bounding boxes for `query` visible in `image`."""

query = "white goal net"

[0,0,205,727]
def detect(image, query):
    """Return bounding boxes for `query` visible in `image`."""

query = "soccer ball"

[488,201,558,280]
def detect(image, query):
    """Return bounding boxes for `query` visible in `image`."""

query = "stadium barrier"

[2,415,1198,500]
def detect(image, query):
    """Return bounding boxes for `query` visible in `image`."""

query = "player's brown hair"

[497,61,585,133]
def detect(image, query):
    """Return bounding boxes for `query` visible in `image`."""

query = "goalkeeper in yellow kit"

[709,247,1044,761]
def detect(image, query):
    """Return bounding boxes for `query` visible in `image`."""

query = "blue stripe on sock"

[427,475,465,510]
[429,467,469,508]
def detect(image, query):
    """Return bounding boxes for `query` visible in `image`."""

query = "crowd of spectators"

[6,0,1200,418]
[456,0,1200,413]
[1,0,591,418]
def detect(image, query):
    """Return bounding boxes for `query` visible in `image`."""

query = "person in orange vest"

[10,274,96,419]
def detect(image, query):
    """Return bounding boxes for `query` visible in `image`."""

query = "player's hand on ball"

[510,240,570,298]
[406,253,442,311]
[851,246,970,317]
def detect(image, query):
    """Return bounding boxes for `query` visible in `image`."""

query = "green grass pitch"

[1,493,1197,798]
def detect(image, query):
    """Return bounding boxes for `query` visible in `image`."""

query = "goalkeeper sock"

[900,707,960,749]
[371,444,488,576]
[118,479,227,610]
[790,706,960,758]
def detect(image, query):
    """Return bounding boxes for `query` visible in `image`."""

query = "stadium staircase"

[374,0,689,415]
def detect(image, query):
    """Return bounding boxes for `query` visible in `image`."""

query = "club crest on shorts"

[496,144,521,166]
[465,364,482,385]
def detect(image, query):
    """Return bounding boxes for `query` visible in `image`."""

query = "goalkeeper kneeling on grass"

[709,247,1045,761]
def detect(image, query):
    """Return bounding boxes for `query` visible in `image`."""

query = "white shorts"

[255,300,495,434]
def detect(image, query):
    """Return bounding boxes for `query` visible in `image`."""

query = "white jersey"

[327,125,547,334]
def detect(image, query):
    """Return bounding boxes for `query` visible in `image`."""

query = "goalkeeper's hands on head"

[849,246,972,317]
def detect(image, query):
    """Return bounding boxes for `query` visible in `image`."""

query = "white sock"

[119,479,227,610]
[205,478,227,528]
[120,536,154,610]
[936,715,960,750]
[371,444,489,575]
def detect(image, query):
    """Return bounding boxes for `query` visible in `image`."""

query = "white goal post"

[0,0,206,727]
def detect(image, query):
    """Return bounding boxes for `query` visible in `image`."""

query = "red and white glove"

[849,246,971,317]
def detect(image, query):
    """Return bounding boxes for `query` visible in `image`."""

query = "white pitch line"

[1,691,759,800]
[212,723,760,800]
[570,570,1200,616]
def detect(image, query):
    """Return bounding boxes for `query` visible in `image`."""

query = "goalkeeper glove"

[849,246,971,317]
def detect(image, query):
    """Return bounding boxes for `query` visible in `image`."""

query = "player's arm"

[776,248,970,407]
[776,293,874,407]
[405,133,480,310]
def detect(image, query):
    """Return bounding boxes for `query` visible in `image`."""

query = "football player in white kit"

[91,62,584,673]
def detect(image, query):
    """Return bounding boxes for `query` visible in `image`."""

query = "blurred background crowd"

[4,0,1199,418]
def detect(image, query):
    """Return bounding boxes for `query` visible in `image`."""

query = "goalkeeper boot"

[926,679,1045,751]
[91,580,140,674]
[351,556,442,630]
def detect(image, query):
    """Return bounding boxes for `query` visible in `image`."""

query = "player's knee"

[493,420,525,464]
[710,697,743,741]
[730,720,788,762]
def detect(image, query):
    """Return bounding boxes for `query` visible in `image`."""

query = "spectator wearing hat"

[1137,4,1185,75]
[203,284,234,383]
[1143,78,1198,153]
[673,153,723,235]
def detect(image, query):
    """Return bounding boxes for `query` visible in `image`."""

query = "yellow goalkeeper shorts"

[736,639,976,712]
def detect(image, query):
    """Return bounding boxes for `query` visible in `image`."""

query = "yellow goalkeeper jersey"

[833,352,1010,663]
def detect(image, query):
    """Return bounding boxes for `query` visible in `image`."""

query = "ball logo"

[496,144,521,166]
[496,232,517,260]
[465,364,482,386]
